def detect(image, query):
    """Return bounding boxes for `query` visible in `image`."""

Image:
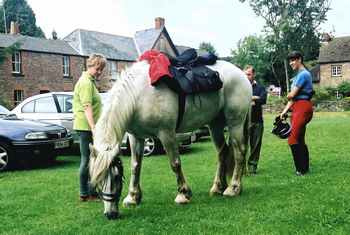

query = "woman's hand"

[279,111,287,120]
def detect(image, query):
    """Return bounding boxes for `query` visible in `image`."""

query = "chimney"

[10,21,20,35]
[155,17,165,29]
[321,32,333,43]
[52,29,58,40]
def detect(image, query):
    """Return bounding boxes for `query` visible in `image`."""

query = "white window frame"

[14,90,24,106]
[108,60,118,81]
[12,51,21,74]
[63,55,70,77]
[331,65,342,77]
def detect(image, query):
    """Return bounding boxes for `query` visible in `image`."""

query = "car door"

[54,94,74,131]
[18,95,62,126]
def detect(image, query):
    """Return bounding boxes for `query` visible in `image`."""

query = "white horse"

[89,60,252,219]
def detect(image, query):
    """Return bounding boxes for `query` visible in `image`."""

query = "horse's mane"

[90,61,148,185]
[94,61,148,151]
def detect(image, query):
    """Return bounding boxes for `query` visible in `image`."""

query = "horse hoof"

[104,211,119,220]
[175,194,190,204]
[209,185,223,196]
[122,195,138,207]
[223,185,241,197]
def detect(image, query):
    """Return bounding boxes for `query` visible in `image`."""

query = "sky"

[18,0,350,56]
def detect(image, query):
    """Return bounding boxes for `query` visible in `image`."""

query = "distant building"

[318,36,350,87]
[0,17,180,108]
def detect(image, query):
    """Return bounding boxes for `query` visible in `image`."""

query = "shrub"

[0,95,11,109]
[337,81,350,97]
[342,97,350,111]
[312,87,335,104]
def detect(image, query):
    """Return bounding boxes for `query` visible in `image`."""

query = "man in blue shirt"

[245,65,267,174]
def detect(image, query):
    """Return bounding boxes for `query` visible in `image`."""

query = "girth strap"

[176,93,186,131]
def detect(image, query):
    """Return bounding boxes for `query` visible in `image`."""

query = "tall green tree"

[0,0,45,38]
[239,0,331,92]
[199,42,218,56]
[231,35,271,85]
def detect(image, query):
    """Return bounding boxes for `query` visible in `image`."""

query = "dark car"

[0,105,73,172]
[192,126,210,142]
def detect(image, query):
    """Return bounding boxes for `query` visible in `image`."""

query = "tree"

[0,42,20,64]
[199,42,218,56]
[239,0,331,92]
[0,0,45,38]
[231,35,271,85]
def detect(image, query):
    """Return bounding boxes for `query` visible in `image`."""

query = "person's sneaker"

[89,195,100,201]
[80,195,89,202]
[295,171,306,176]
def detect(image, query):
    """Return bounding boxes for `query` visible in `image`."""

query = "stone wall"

[263,100,350,113]
[320,62,350,87]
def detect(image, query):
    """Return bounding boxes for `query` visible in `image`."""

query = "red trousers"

[288,100,313,145]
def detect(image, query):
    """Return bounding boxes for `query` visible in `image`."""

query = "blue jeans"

[77,130,96,196]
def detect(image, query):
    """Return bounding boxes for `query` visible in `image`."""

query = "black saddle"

[166,48,222,95]
[162,48,222,131]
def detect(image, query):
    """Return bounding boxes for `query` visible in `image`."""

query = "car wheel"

[143,137,160,156]
[0,142,12,172]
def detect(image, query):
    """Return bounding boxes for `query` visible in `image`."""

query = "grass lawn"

[1,112,350,235]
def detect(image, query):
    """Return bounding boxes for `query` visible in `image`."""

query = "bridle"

[99,158,123,203]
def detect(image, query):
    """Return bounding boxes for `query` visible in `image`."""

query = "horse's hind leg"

[208,120,228,196]
[159,131,192,204]
[223,122,248,197]
[123,134,144,207]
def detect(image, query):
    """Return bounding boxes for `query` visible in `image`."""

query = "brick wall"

[320,62,350,87]
[0,51,85,108]
[96,60,133,92]
[0,50,136,109]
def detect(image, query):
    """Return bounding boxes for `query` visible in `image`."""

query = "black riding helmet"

[272,115,291,139]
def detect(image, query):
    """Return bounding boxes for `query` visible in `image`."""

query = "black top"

[251,82,267,123]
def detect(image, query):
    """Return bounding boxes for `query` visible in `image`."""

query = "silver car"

[12,92,192,156]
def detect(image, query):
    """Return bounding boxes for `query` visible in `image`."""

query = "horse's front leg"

[123,134,144,207]
[159,131,192,204]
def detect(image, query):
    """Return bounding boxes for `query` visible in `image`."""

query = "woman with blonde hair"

[73,54,107,201]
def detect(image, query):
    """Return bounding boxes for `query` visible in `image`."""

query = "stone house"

[0,17,179,108]
[318,36,350,87]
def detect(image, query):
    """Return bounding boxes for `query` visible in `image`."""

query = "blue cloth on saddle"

[169,48,218,67]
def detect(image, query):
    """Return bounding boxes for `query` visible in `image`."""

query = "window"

[63,55,70,77]
[14,90,24,106]
[12,51,21,73]
[331,65,342,77]
[21,97,57,113]
[56,95,73,113]
[22,101,35,113]
[35,97,57,113]
[108,60,118,81]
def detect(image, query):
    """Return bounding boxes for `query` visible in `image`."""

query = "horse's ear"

[89,144,97,158]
